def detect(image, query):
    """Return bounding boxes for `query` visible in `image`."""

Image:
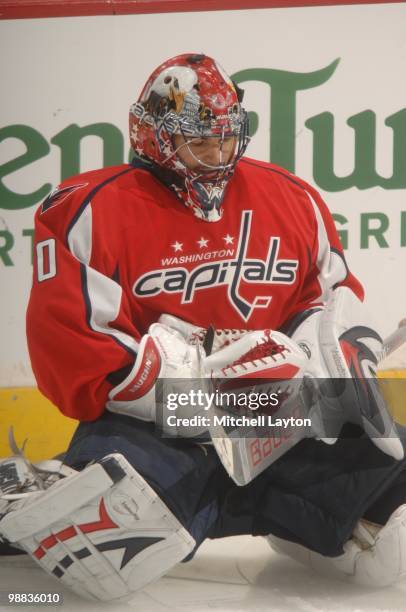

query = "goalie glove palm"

[204,329,309,421]
[204,329,308,380]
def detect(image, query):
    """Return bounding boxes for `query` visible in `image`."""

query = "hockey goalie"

[1,53,406,601]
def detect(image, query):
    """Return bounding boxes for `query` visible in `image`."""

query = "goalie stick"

[379,321,406,363]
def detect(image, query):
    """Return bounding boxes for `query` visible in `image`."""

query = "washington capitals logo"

[133,210,299,321]
[41,183,88,214]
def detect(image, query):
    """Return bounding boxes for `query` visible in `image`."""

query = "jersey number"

[36,239,57,282]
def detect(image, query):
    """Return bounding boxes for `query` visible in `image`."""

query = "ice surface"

[1,535,406,612]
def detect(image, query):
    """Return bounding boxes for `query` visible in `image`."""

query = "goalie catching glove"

[202,328,315,486]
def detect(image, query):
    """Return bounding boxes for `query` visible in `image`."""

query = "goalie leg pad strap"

[0,454,195,601]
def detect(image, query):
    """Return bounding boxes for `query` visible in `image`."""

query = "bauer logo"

[132,210,299,321]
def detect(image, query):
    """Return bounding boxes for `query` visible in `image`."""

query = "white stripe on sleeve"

[68,203,140,354]
[305,190,347,302]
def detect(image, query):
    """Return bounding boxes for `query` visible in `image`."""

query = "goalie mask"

[129,53,250,222]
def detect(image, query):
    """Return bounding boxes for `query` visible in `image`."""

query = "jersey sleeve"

[287,180,364,321]
[26,177,141,421]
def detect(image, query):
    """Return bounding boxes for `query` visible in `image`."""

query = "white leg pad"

[267,504,406,587]
[0,454,195,601]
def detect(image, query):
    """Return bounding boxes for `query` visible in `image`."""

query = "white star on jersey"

[197,237,209,249]
[171,241,183,252]
[223,234,234,245]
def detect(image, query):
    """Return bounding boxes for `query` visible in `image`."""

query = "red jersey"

[26,157,363,421]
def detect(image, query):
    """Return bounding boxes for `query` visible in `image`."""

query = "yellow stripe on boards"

[378,370,406,427]
[0,373,404,461]
[0,387,77,461]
